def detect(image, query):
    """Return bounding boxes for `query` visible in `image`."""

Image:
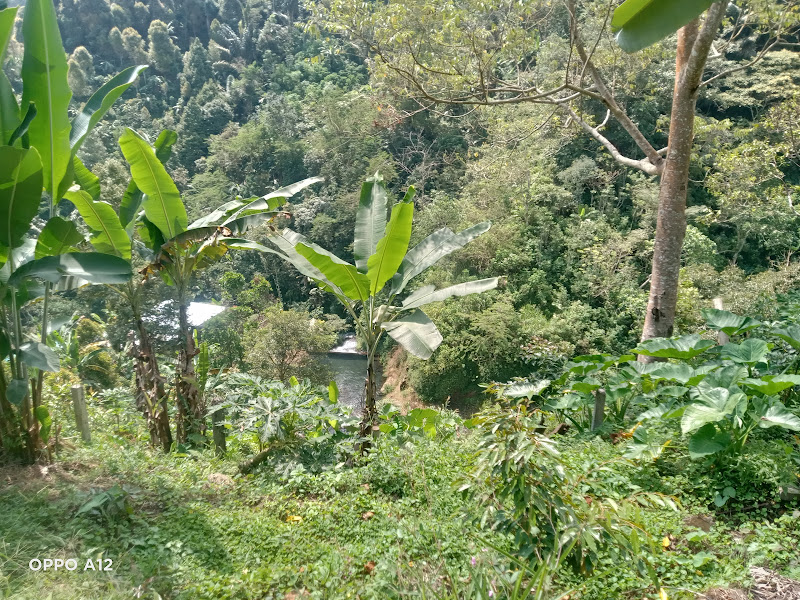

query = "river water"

[320,335,381,410]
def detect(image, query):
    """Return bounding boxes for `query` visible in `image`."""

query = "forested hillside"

[3,0,797,403]
[3,1,800,598]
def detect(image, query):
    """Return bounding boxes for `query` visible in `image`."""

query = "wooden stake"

[713,298,730,345]
[212,406,226,457]
[71,385,91,444]
[592,388,606,431]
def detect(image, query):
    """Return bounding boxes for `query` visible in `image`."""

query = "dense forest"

[1,0,800,598]
[4,0,800,399]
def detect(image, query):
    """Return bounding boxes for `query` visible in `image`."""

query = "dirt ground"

[701,567,800,600]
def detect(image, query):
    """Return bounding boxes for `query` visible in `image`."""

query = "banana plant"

[65,150,176,452]
[118,126,322,445]
[257,174,498,441]
[0,0,142,463]
[612,0,716,53]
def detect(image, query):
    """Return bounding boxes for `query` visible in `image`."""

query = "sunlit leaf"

[21,0,72,195]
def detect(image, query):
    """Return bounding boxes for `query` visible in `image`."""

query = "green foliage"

[243,306,342,384]
[208,373,359,465]
[463,397,668,586]
[262,173,496,432]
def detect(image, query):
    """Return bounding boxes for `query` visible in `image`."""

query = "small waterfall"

[330,334,361,354]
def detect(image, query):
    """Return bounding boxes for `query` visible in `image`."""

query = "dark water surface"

[320,353,368,410]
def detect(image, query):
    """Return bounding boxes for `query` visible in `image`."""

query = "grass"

[0,403,798,599]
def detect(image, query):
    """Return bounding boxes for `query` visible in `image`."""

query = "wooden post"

[212,407,226,456]
[712,298,730,345]
[71,385,91,443]
[592,388,606,431]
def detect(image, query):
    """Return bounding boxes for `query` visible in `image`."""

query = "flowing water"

[321,335,381,410]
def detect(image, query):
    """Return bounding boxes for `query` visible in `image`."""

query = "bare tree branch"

[561,105,661,176]
[565,0,664,172]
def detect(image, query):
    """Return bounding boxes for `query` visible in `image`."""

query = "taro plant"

[117,126,322,444]
[258,174,498,440]
[0,0,142,462]
[631,311,800,461]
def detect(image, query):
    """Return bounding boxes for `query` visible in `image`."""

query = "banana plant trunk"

[359,356,379,448]
[175,289,204,444]
[131,314,172,452]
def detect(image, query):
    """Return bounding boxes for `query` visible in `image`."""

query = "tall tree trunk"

[175,293,204,444]
[640,3,727,352]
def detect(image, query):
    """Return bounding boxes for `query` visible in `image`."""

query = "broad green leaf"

[0,8,19,143]
[637,401,683,422]
[772,325,800,350]
[69,65,147,155]
[353,174,388,273]
[222,238,270,252]
[613,0,716,53]
[0,146,43,248]
[259,176,324,201]
[695,365,747,394]
[391,221,491,295]
[687,423,729,459]
[757,403,800,431]
[65,190,131,259]
[402,277,499,309]
[657,385,688,398]
[9,252,131,286]
[6,378,27,406]
[262,230,344,299]
[624,426,670,461]
[221,176,323,228]
[701,308,761,336]
[0,71,19,145]
[719,338,769,365]
[296,243,369,302]
[189,198,247,229]
[19,341,59,371]
[648,363,694,384]
[382,309,443,359]
[367,187,415,295]
[34,216,83,258]
[21,0,72,194]
[328,380,339,403]
[742,375,800,396]
[72,156,101,200]
[119,128,186,238]
[35,405,51,442]
[223,210,283,236]
[0,7,15,61]
[634,334,714,360]
[120,129,177,227]
[681,388,747,435]
[611,0,656,29]
[137,215,166,253]
[572,378,601,393]
[505,379,551,399]
[55,65,147,200]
